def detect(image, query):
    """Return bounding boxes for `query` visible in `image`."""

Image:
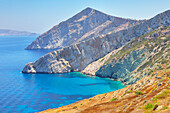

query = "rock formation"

[83,26,170,85]
[25,7,138,49]
[22,10,170,74]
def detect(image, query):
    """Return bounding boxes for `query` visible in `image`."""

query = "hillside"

[22,10,170,74]
[82,27,170,85]
[25,7,138,49]
[40,27,170,113]
[0,29,38,36]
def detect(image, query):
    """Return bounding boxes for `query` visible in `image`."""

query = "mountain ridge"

[25,7,139,49]
[22,9,170,113]
[22,9,170,74]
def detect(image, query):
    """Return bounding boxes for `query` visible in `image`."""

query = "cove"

[0,36,125,113]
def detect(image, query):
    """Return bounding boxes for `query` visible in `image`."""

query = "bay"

[0,36,125,113]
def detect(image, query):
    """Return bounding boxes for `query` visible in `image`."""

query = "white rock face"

[82,46,124,75]
[22,10,170,74]
[25,7,138,49]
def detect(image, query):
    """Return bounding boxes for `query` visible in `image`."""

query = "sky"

[0,0,169,33]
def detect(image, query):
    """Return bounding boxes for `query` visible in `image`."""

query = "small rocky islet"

[23,8,170,112]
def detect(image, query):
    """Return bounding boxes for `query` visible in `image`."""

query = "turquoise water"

[0,36,125,113]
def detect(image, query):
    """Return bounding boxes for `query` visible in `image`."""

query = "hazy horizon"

[0,0,169,34]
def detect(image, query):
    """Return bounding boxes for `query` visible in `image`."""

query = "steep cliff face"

[25,7,138,49]
[83,27,170,85]
[22,10,170,74]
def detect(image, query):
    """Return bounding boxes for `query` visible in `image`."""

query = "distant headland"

[0,29,39,36]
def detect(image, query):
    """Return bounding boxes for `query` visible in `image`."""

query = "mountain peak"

[25,7,138,50]
[78,7,95,15]
[84,7,93,10]
[79,7,102,15]
[84,7,100,11]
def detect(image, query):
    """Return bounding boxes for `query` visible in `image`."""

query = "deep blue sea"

[0,36,125,113]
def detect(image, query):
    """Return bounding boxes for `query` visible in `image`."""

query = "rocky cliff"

[83,26,170,85]
[25,7,138,49]
[22,10,170,74]
[40,26,170,113]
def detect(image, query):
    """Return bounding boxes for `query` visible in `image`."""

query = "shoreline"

[22,70,127,85]
[39,74,170,113]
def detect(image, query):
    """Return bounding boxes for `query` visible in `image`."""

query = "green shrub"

[72,106,77,109]
[152,97,157,101]
[135,91,143,95]
[145,103,154,109]
[110,98,117,102]
[164,106,168,110]
[156,90,170,99]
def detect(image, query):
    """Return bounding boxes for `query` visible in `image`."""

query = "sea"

[0,36,125,113]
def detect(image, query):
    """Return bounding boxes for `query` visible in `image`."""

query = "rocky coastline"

[40,26,170,113]
[22,9,170,113]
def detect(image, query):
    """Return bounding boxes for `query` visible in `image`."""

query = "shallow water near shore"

[0,36,125,113]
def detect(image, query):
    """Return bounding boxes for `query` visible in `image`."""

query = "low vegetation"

[156,89,170,99]
[135,91,143,95]
[72,106,77,109]
[110,98,117,102]
[145,103,154,110]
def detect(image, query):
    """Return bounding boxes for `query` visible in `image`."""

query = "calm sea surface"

[0,36,125,113]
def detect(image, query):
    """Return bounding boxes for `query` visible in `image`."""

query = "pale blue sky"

[0,0,169,33]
